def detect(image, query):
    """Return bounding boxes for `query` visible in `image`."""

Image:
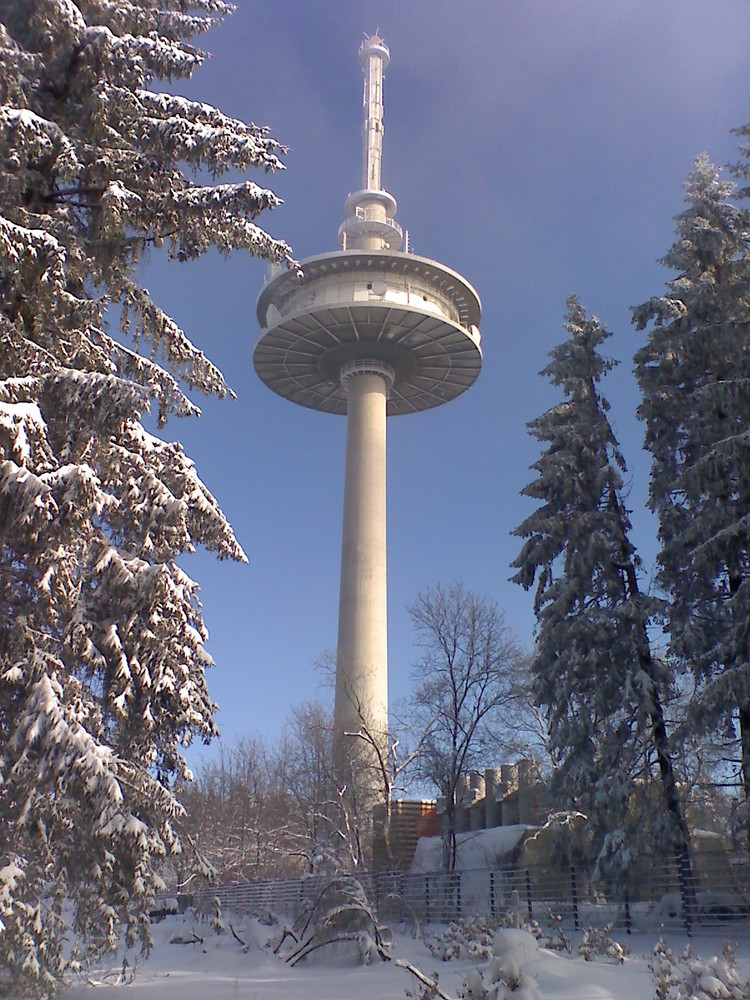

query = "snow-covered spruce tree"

[0,0,292,994]
[511,296,692,882]
[633,154,750,849]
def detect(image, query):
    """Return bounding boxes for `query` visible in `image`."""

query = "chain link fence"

[187,853,749,936]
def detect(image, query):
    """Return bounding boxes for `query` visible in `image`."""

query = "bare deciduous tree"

[181,701,367,881]
[408,583,527,869]
[179,736,291,884]
[281,701,348,873]
[340,690,436,868]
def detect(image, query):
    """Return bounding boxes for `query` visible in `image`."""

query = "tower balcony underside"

[254,253,482,417]
[254,303,481,416]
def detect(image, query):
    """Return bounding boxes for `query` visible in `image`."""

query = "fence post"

[624,892,631,936]
[570,866,579,932]
[525,868,533,921]
[490,872,496,919]
[678,852,694,938]
[425,875,430,921]
[455,872,462,919]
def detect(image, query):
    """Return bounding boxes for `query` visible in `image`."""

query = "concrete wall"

[441,759,547,834]
[382,759,548,871]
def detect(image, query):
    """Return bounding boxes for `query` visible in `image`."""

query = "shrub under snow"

[578,922,630,963]
[425,902,569,965]
[649,937,750,1000]
[274,877,390,967]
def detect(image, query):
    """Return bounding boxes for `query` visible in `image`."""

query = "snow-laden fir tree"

[512,296,692,882]
[0,0,292,994]
[633,154,750,849]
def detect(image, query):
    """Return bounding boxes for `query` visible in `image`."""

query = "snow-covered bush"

[578,922,629,963]
[531,910,571,953]
[0,0,292,995]
[402,927,545,1000]
[402,965,450,1000]
[424,904,568,964]
[457,929,544,1000]
[649,937,750,1000]
[425,916,496,961]
[459,967,490,999]
[277,877,390,966]
[210,897,225,935]
[466,961,544,1000]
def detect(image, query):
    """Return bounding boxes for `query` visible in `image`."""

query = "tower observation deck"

[254,34,483,788]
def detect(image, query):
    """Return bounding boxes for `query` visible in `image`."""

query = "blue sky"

[139,1,750,762]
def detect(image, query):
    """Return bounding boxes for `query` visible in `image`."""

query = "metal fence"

[189,853,750,937]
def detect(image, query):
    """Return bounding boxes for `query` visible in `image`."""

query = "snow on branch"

[80,24,203,86]
[43,368,153,429]
[0,215,67,289]
[0,401,53,466]
[120,282,232,403]
[80,0,229,44]
[118,422,247,562]
[135,88,286,173]
[103,335,201,422]
[0,107,80,178]
[163,183,294,265]
[0,460,57,536]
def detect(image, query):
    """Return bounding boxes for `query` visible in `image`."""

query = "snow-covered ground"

[59,910,750,1000]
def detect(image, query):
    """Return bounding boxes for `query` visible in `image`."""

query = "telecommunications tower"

[254,34,482,779]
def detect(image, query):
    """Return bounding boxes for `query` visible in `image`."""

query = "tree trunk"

[443,803,457,872]
[382,792,393,867]
[730,572,750,854]
[621,557,697,914]
[640,647,697,911]
[739,705,750,854]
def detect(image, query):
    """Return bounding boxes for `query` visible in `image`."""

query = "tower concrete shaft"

[334,363,392,763]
